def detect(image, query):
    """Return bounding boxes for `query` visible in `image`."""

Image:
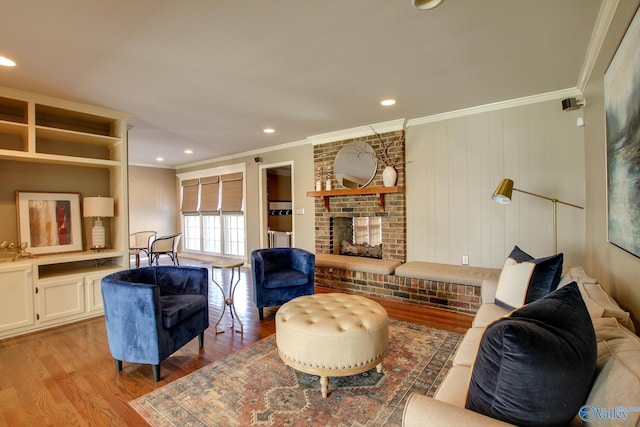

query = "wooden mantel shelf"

[306,186,402,212]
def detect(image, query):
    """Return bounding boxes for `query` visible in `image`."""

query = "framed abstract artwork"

[16,191,83,255]
[605,6,640,257]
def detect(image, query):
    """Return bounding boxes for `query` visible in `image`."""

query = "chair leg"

[259,307,264,320]
[198,332,204,348]
[115,359,122,372]
[175,253,180,265]
[153,364,161,382]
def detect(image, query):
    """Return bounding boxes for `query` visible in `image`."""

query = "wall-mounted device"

[561,97,585,111]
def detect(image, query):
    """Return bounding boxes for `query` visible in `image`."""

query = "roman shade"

[180,179,199,213]
[220,172,243,212]
[199,176,220,213]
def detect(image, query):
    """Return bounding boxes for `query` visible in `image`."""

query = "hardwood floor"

[0,257,472,426]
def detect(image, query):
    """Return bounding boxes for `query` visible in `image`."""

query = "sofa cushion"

[471,303,509,328]
[433,365,472,407]
[160,294,208,329]
[558,270,634,332]
[581,283,634,332]
[465,283,597,426]
[581,317,640,425]
[453,327,484,367]
[494,246,563,310]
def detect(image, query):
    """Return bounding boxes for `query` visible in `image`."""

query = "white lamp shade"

[83,196,114,218]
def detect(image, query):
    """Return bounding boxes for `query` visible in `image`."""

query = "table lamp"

[83,196,114,250]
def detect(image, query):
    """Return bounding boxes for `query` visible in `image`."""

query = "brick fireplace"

[311,131,482,314]
[312,131,406,262]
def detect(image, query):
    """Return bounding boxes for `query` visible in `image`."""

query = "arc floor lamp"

[492,178,583,254]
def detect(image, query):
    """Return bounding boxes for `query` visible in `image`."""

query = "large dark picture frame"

[605,6,640,258]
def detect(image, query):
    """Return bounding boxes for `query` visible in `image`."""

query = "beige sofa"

[403,267,640,426]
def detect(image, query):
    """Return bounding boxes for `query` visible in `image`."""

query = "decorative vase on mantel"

[382,165,397,187]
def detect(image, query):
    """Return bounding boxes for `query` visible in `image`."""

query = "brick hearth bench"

[315,253,401,275]
[314,255,501,315]
[394,262,500,287]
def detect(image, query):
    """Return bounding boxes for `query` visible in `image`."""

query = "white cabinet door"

[36,277,85,324]
[85,270,121,313]
[0,264,34,334]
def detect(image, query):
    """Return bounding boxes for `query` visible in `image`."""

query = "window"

[224,214,245,256]
[183,214,201,251]
[202,214,221,253]
[179,171,245,258]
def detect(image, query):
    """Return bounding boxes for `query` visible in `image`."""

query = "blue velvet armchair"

[251,248,315,320]
[101,266,209,381]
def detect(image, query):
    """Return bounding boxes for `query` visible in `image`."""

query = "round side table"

[211,258,244,335]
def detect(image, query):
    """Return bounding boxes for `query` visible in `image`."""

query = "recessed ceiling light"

[413,0,444,10]
[264,128,275,134]
[0,56,16,67]
[380,99,396,106]
[156,157,164,162]
[184,149,193,154]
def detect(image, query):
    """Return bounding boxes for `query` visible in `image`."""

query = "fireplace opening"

[333,216,382,258]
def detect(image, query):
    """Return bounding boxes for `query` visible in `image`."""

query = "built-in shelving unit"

[0,87,130,339]
[306,186,402,212]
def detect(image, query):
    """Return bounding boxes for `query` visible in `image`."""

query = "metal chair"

[149,233,182,266]
[129,231,157,268]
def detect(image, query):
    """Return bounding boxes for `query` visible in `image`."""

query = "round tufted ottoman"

[275,293,389,398]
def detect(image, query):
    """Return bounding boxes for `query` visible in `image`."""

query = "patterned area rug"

[130,319,462,426]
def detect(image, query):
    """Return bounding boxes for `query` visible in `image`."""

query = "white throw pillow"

[494,257,535,310]
[494,246,564,311]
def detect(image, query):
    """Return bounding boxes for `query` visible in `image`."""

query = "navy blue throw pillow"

[509,245,564,303]
[465,283,597,427]
[495,246,564,310]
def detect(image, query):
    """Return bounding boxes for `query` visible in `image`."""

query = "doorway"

[259,162,293,248]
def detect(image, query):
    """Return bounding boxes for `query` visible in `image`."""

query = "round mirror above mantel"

[334,140,377,189]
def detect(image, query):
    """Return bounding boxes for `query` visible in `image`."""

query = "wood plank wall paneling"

[406,99,585,269]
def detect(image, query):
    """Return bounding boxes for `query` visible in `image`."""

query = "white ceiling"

[0,0,601,167]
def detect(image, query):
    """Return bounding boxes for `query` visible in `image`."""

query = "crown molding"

[307,118,407,146]
[175,119,407,169]
[175,138,308,170]
[576,0,620,92]
[176,162,246,181]
[407,88,582,127]
[172,88,585,170]
[128,161,176,169]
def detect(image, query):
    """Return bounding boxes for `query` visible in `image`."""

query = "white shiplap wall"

[406,99,585,269]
